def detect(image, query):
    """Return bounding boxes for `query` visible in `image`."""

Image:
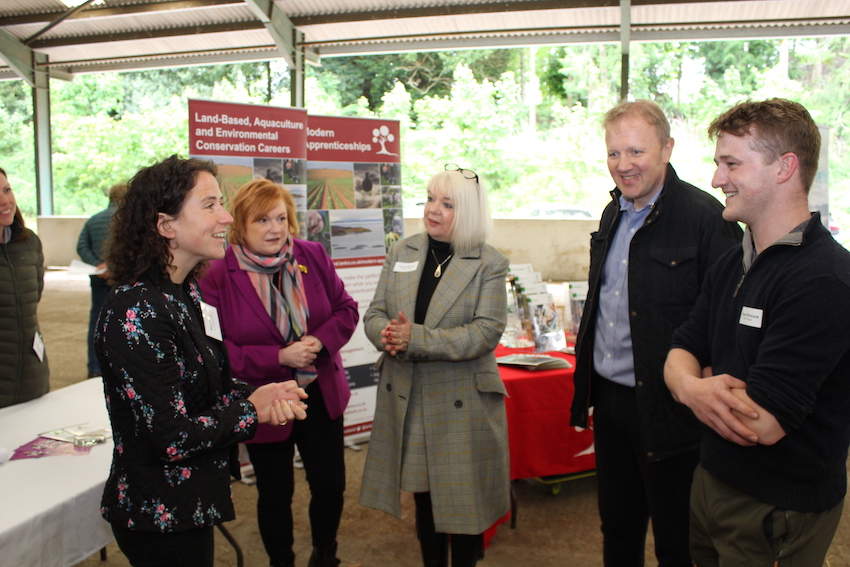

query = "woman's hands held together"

[278,335,323,368]
[249,380,309,426]
[381,311,411,356]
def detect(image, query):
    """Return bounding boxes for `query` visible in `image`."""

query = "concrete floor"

[36,270,850,567]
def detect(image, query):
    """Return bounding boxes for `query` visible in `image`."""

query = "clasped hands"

[679,366,785,447]
[278,334,323,369]
[248,380,308,426]
[380,311,411,356]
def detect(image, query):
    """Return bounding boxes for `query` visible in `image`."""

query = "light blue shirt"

[593,190,661,387]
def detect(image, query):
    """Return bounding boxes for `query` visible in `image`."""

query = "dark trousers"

[245,380,345,565]
[593,374,699,567]
[111,523,214,567]
[413,492,483,567]
[87,279,110,375]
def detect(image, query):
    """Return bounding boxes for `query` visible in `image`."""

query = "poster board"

[189,98,308,211]
[307,115,402,441]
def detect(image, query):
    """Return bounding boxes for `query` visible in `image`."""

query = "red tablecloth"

[484,345,596,547]
[496,345,596,480]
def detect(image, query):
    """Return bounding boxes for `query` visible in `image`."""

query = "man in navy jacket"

[571,99,742,567]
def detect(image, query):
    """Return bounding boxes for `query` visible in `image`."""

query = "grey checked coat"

[360,232,510,534]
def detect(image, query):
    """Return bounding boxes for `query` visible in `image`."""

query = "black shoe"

[307,542,341,567]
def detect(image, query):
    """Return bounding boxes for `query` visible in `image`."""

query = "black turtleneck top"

[415,237,453,324]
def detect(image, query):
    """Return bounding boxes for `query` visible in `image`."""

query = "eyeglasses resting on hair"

[444,163,479,184]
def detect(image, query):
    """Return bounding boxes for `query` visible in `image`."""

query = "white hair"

[424,169,491,255]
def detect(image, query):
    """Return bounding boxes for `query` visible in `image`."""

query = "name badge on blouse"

[33,332,45,362]
[393,261,419,272]
[739,306,763,329]
[200,301,224,341]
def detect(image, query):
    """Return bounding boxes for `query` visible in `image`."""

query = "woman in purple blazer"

[200,179,358,567]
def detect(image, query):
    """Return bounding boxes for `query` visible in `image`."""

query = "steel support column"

[290,29,305,108]
[620,0,631,101]
[32,51,53,215]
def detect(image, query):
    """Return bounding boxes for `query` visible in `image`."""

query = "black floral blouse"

[95,273,258,533]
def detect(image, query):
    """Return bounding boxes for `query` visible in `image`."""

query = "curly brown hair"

[0,166,30,242]
[107,155,217,286]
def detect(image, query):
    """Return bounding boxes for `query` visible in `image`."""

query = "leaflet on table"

[68,259,107,275]
[496,354,573,370]
[504,276,534,348]
[11,437,94,460]
[520,289,566,352]
[567,281,589,336]
[507,263,536,282]
[38,423,112,444]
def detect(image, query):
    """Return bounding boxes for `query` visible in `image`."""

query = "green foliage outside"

[2,37,850,247]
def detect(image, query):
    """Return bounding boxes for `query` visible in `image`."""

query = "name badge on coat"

[393,261,419,272]
[200,301,224,341]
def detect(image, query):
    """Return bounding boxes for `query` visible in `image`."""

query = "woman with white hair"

[360,164,510,567]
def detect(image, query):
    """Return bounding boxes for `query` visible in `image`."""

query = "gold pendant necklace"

[432,248,452,278]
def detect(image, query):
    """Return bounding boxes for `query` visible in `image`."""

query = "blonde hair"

[425,169,491,255]
[603,99,671,146]
[228,179,299,246]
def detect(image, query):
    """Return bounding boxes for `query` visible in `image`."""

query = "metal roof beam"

[243,0,318,65]
[27,21,264,49]
[0,27,34,86]
[14,46,279,77]
[0,0,244,26]
[634,23,850,42]
[307,22,850,57]
[286,0,725,26]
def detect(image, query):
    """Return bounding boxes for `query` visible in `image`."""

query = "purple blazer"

[199,239,358,443]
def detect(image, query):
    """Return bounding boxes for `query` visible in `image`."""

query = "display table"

[0,378,113,567]
[497,345,596,480]
[483,346,596,543]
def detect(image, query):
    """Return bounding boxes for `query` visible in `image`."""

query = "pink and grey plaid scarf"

[232,240,316,386]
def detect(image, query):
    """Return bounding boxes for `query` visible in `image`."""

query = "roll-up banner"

[306,114,402,441]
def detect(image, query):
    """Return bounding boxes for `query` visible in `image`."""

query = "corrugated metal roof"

[1,0,849,81]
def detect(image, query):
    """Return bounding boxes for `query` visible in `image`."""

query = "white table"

[0,378,114,566]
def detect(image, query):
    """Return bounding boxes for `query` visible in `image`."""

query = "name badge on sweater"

[739,306,763,329]
[200,301,223,341]
[393,261,419,272]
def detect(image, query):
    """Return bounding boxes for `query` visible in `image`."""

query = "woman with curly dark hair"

[95,155,309,567]
[0,166,50,408]
[200,179,358,567]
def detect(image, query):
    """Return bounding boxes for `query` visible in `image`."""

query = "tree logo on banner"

[372,125,398,156]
